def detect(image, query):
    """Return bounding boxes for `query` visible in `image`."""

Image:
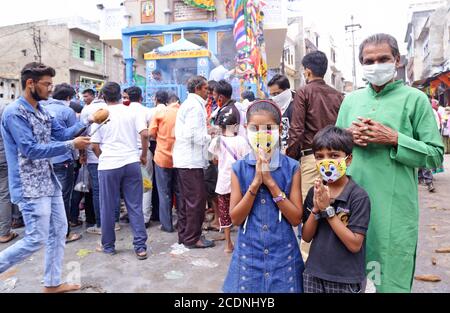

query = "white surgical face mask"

[362,63,396,87]
[271,89,292,115]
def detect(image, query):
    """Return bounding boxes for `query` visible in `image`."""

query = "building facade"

[0,17,124,95]
[99,0,289,103]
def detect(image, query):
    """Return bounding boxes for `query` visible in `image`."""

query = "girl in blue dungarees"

[223,100,304,293]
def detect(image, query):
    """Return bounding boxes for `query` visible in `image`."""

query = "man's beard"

[31,89,46,102]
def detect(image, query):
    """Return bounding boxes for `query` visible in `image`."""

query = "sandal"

[11,218,24,229]
[186,236,215,249]
[69,220,83,228]
[136,250,148,260]
[0,232,19,243]
[65,233,82,244]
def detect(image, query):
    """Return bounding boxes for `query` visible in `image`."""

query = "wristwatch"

[273,192,286,203]
[324,206,336,219]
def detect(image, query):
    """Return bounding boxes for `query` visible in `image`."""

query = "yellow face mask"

[316,157,348,183]
[247,129,279,156]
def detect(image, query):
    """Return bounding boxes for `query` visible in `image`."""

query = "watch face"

[326,207,335,217]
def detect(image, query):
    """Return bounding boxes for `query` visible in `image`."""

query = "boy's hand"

[314,179,331,211]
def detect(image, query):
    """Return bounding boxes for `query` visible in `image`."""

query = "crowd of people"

[0,33,446,293]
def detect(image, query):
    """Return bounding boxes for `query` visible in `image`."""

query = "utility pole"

[32,26,42,63]
[345,15,361,90]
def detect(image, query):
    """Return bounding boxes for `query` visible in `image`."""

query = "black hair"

[101,82,122,103]
[168,93,180,104]
[214,80,233,99]
[82,88,95,97]
[52,83,76,101]
[241,90,255,102]
[155,90,169,104]
[302,51,328,78]
[20,62,56,89]
[359,33,400,64]
[187,76,207,93]
[216,104,240,129]
[312,125,354,156]
[268,74,290,90]
[208,80,218,92]
[69,100,83,114]
[152,69,161,75]
[246,100,282,125]
[125,86,142,102]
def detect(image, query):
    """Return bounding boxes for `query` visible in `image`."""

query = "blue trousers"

[53,160,74,236]
[0,186,67,287]
[98,162,147,253]
[154,164,182,232]
[87,163,101,227]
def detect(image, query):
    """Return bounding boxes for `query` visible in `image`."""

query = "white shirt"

[129,102,154,149]
[173,93,211,169]
[209,65,229,81]
[234,101,248,138]
[208,135,250,195]
[91,104,147,171]
[80,100,107,164]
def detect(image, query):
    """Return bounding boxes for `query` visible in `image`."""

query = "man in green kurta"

[336,34,444,293]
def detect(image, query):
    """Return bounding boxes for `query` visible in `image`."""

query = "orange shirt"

[149,103,180,168]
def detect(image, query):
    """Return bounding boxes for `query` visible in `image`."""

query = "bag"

[141,165,153,193]
[74,165,90,193]
[220,137,238,161]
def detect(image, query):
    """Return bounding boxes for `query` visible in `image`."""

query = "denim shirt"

[0,103,6,166]
[0,97,86,203]
[223,152,304,293]
[42,99,78,164]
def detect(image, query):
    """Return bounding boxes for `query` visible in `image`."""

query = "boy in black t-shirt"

[302,126,371,293]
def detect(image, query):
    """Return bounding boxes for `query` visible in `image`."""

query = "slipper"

[136,250,148,260]
[186,236,215,249]
[66,233,82,244]
[69,221,83,228]
[202,223,220,232]
[96,246,116,255]
[0,232,19,243]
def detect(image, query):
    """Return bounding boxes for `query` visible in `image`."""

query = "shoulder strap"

[220,137,238,161]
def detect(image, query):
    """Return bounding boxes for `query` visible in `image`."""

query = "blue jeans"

[98,162,147,253]
[87,164,101,227]
[155,164,182,232]
[0,186,67,287]
[53,160,74,236]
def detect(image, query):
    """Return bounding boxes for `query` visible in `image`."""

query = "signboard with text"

[173,1,209,22]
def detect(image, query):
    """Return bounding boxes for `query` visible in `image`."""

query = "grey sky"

[0,0,440,83]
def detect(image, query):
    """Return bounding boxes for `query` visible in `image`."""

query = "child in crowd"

[223,100,304,293]
[302,125,371,293]
[208,105,250,253]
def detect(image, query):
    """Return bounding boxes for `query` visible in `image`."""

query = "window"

[72,42,87,59]
[94,48,103,64]
[79,46,85,59]
[331,48,336,63]
[90,50,96,62]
